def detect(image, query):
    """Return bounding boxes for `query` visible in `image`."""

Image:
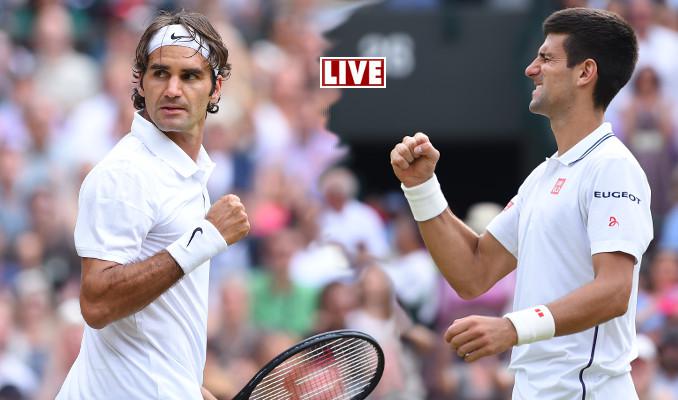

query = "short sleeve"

[486,191,522,258]
[586,157,653,264]
[74,163,155,264]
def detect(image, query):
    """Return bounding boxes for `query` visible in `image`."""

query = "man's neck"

[141,110,203,161]
[549,105,605,157]
[165,130,203,161]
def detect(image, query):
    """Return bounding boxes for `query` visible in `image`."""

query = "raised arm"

[80,194,249,329]
[390,132,516,298]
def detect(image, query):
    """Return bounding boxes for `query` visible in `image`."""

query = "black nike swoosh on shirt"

[187,227,203,247]
[171,33,191,40]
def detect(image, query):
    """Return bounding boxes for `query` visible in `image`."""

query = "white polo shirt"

[486,122,653,399]
[57,112,215,400]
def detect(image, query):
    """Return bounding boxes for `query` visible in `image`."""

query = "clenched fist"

[390,132,440,187]
[206,194,250,245]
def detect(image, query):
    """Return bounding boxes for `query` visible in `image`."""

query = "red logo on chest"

[551,178,566,195]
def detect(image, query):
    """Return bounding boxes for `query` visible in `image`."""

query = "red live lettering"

[320,58,386,88]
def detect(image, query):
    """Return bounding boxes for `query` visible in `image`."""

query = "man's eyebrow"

[181,68,204,75]
[149,63,169,70]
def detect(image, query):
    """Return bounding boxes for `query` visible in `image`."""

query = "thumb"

[414,141,436,158]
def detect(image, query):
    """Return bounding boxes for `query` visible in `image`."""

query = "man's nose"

[164,76,182,97]
[525,60,539,78]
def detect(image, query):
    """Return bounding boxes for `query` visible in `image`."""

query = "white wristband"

[504,305,555,345]
[166,220,228,275]
[401,174,448,221]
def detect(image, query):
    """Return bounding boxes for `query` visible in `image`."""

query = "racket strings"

[254,338,360,387]
[251,339,369,399]
[260,346,372,398]
[249,337,380,400]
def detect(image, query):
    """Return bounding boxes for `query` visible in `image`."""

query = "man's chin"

[528,102,547,117]
[152,116,186,133]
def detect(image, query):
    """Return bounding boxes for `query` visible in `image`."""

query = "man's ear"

[210,74,223,103]
[137,76,145,97]
[577,58,598,88]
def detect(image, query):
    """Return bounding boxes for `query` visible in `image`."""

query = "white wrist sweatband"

[401,174,448,221]
[504,305,555,345]
[166,220,228,275]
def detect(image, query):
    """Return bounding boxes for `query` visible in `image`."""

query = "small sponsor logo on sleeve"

[608,216,619,227]
[593,191,641,204]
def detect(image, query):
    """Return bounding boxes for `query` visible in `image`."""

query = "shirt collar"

[551,122,614,166]
[130,112,215,184]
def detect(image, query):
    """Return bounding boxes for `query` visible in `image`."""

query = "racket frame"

[232,329,385,400]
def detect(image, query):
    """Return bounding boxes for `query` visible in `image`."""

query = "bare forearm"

[81,251,184,328]
[549,278,630,337]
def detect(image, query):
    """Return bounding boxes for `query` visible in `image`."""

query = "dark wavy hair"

[132,10,231,114]
[543,8,638,110]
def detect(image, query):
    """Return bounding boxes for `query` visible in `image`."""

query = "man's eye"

[154,70,168,78]
[184,73,198,80]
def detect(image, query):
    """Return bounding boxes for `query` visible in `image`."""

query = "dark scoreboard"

[325,4,547,142]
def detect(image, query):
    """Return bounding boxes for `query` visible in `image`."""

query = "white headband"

[148,24,211,61]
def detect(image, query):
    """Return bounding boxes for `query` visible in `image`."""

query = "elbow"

[80,297,111,329]
[456,289,480,300]
[608,285,632,319]
[453,283,485,300]
[610,294,631,319]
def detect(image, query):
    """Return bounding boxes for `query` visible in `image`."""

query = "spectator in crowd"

[632,334,672,400]
[55,54,136,176]
[206,275,261,395]
[0,291,38,399]
[0,147,29,242]
[655,328,678,398]
[660,167,678,253]
[34,299,84,400]
[622,66,675,218]
[318,167,390,259]
[628,0,678,106]
[382,215,439,326]
[31,4,99,114]
[637,250,678,338]
[313,280,359,333]
[346,265,427,399]
[249,229,319,336]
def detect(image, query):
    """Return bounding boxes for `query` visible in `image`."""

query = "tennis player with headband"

[391,8,652,399]
[56,11,249,400]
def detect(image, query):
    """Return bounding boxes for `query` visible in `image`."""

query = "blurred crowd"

[1,0,678,399]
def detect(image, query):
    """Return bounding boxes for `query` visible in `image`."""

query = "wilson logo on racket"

[320,57,386,88]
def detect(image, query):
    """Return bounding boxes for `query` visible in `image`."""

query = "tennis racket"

[232,330,385,400]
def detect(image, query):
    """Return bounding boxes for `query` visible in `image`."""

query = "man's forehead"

[539,33,568,55]
[148,45,210,69]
